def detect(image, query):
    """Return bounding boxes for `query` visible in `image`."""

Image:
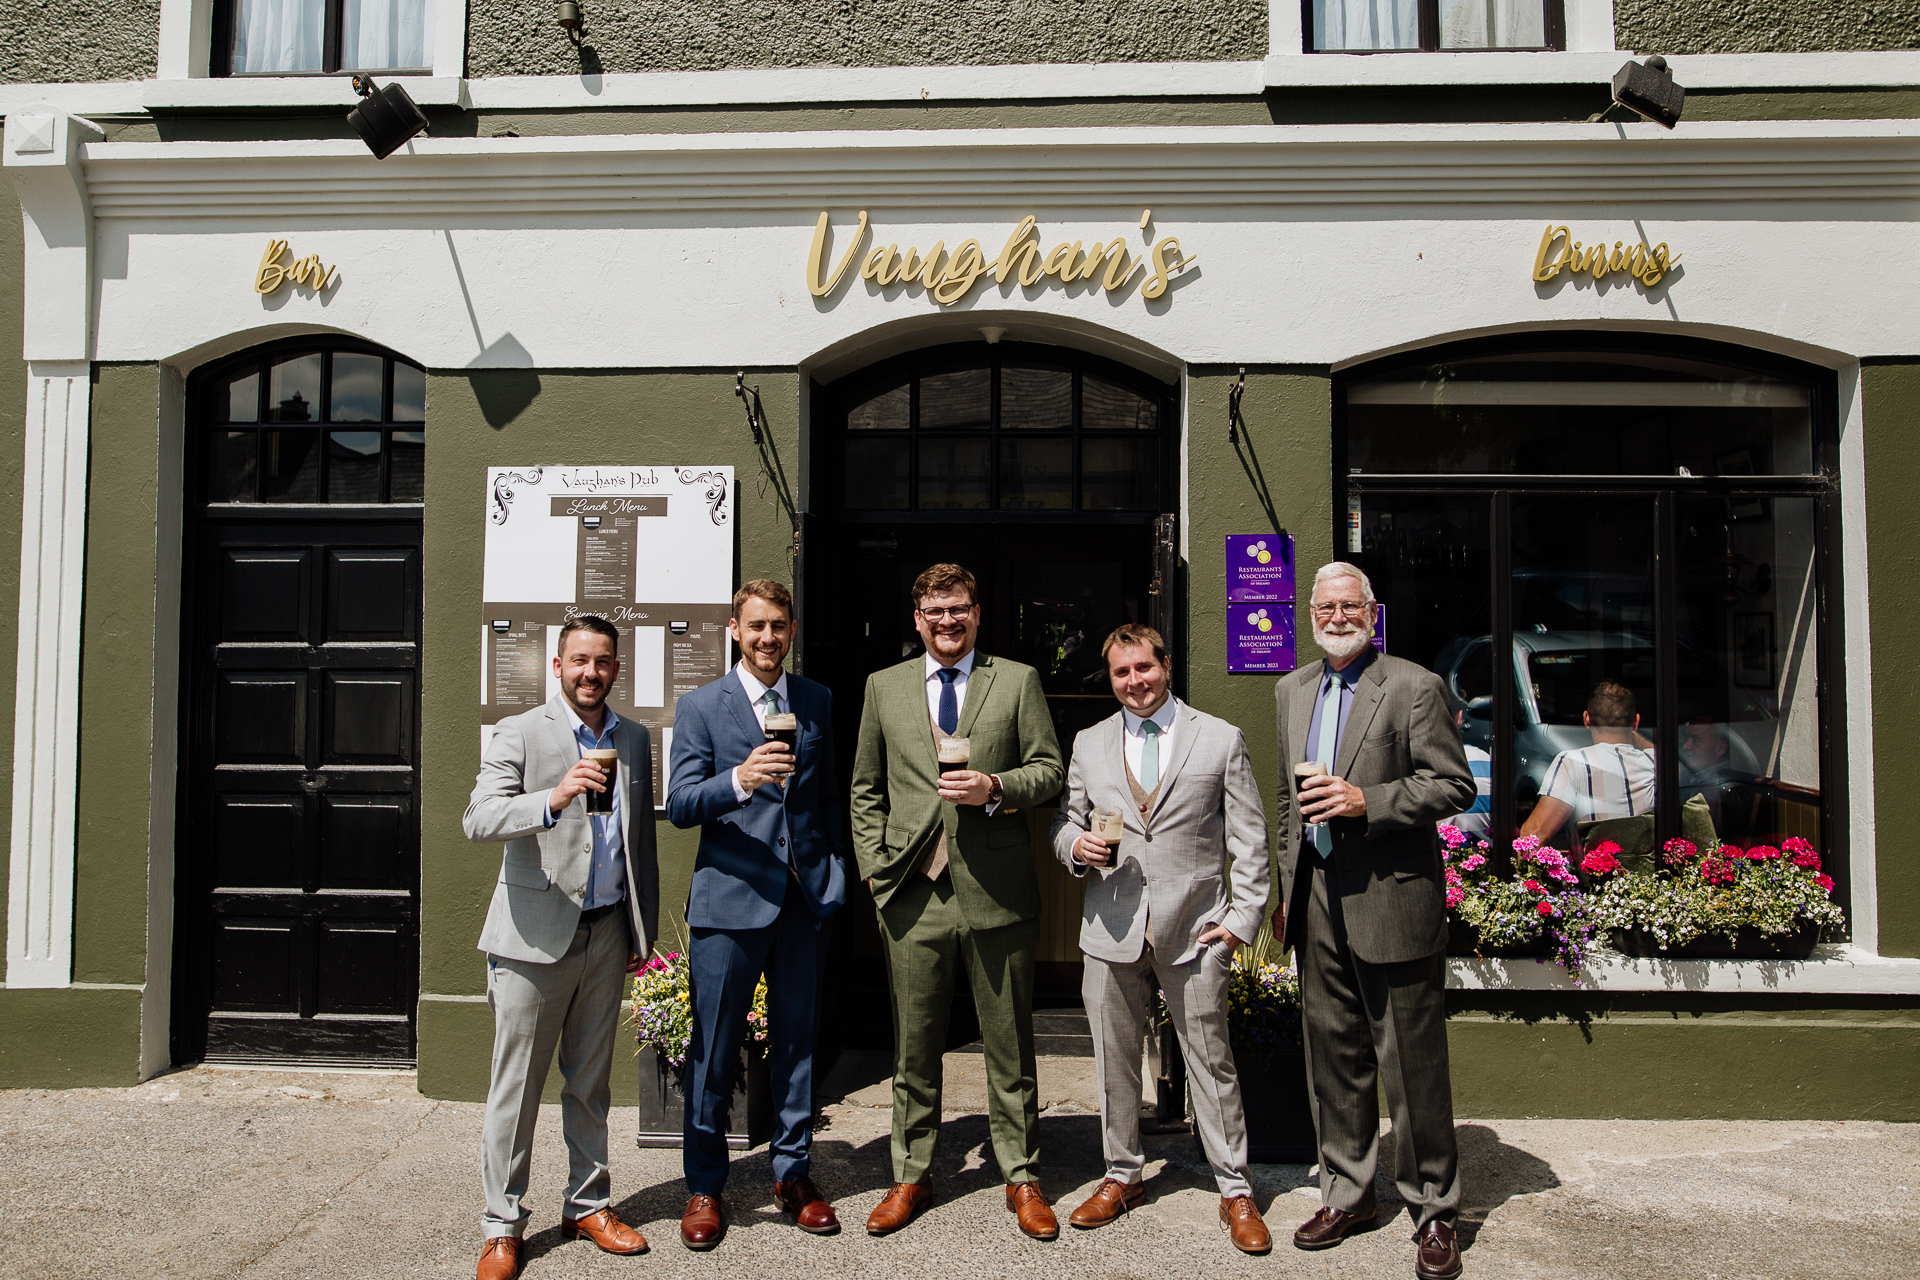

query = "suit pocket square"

[501,862,551,891]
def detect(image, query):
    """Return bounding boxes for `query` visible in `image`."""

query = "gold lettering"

[1607,241,1627,273]
[806,209,869,298]
[1532,225,1569,282]
[1640,243,1672,287]
[1080,239,1126,283]
[254,239,289,294]
[993,216,1039,285]
[917,241,947,291]
[1623,242,1647,280]
[861,244,898,284]
[933,239,986,305]
[1015,241,1045,287]
[1141,236,1192,301]
[1044,241,1083,281]
[897,246,923,281]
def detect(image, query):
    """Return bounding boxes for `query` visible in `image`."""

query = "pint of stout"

[937,736,971,777]
[1093,807,1125,851]
[583,748,619,815]
[1294,760,1329,825]
[764,711,799,787]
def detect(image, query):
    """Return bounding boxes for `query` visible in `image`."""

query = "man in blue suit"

[666,578,848,1250]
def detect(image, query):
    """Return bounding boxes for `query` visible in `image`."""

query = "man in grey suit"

[1274,564,1476,1280]
[1050,624,1273,1255]
[464,615,660,1280]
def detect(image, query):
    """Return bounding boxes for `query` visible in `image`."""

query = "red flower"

[1744,844,1781,861]
[1590,840,1622,857]
[1700,855,1736,886]
[1662,837,1698,867]
[1581,848,1623,875]
[1814,873,1835,894]
[1523,879,1546,895]
[1792,850,1822,871]
[1535,900,1555,917]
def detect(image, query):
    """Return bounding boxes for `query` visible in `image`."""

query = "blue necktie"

[936,667,961,735]
[1312,675,1343,858]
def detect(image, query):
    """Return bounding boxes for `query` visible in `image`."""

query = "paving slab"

[1,1059,1914,1279]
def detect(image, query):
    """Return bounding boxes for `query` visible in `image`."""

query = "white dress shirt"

[730,661,792,803]
[1121,696,1180,790]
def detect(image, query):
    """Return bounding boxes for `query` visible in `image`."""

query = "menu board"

[480,465,736,806]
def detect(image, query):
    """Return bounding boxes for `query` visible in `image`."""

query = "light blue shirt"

[542,702,627,909]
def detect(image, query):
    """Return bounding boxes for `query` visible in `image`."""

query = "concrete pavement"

[1,1052,1914,1279]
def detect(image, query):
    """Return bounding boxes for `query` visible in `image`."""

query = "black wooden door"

[176,519,422,1066]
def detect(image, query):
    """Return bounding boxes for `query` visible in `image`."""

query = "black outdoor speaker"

[347,76,430,159]
[1612,55,1685,129]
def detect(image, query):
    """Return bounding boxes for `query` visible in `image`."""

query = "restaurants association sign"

[807,209,1196,306]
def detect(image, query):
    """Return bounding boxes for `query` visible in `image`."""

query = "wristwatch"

[987,774,1005,806]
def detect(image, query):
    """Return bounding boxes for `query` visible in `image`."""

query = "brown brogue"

[1293,1204,1378,1251]
[774,1174,841,1234]
[680,1194,726,1251]
[1068,1178,1145,1229]
[865,1181,933,1235]
[476,1236,521,1280]
[561,1207,648,1254]
[1220,1195,1273,1254]
[1006,1181,1059,1240]
[1414,1220,1463,1280]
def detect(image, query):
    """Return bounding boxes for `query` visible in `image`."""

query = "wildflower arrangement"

[1155,920,1302,1069]
[1584,834,1843,952]
[1442,824,1599,983]
[627,949,770,1072]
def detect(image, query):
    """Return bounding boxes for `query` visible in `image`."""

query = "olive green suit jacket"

[850,652,1065,930]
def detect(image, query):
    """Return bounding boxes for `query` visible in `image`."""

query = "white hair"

[1313,561,1375,604]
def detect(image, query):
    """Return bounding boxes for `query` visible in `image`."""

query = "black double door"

[174,517,422,1066]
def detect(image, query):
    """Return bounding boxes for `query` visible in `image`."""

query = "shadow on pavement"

[1455,1122,1561,1249]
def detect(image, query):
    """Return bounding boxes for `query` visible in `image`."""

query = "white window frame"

[156,0,467,83]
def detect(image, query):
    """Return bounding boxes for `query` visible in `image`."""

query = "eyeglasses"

[918,605,976,622]
[1311,601,1372,619]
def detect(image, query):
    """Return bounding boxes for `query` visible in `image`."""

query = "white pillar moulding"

[5,110,99,988]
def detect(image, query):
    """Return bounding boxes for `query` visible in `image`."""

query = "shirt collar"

[735,661,790,706]
[1322,646,1375,690]
[925,649,976,681]
[1122,696,1179,736]
[559,697,620,742]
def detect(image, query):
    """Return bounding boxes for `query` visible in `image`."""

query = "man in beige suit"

[1050,625,1273,1254]
[850,562,1066,1241]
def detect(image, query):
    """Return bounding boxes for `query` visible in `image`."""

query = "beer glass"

[1092,806,1125,854]
[583,748,619,815]
[1294,760,1329,826]
[764,711,798,787]
[937,736,971,777]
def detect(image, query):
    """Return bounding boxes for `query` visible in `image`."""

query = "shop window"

[214,0,435,76]
[826,346,1173,516]
[200,344,427,504]
[1342,337,1836,902]
[1311,0,1566,51]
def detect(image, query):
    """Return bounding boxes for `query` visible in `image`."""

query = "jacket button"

[778,837,787,846]
[1144,833,1153,842]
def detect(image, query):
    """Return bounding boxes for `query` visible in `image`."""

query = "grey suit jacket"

[1050,701,1270,966]
[464,695,660,965]
[1275,653,1475,966]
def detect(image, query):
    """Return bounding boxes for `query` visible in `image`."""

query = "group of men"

[463,559,1477,1280]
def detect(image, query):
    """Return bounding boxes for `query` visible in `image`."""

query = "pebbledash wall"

[1,1,1919,1118]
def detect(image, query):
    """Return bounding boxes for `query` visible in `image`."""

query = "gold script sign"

[807,210,1195,306]
[255,239,338,295]
[1533,225,1679,287]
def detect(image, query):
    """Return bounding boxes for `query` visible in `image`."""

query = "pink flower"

[1700,855,1736,886]
[1744,844,1782,861]
[1581,848,1623,875]
[1523,879,1546,895]
[1513,835,1543,855]
[1461,853,1487,872]
[1439,824,1468,850]
[1792,849,1822,871]
[1535,900,1555,917]
[1662,837,1698,866]
[1814,873,1835,894]
[1446,885,1466,909]
[1548,867,1580,886]
[1445,867,1463,886]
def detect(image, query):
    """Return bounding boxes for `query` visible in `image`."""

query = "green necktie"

[1138,717,1162,791]
[762,688,782,716]
[1312,675,1342,858]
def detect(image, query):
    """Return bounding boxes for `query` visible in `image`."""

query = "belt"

[579,901,623,924]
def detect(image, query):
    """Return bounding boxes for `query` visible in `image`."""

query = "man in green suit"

[851,562,1066,1241]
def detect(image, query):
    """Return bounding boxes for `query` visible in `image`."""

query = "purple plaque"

[1227,604,1297,673]
[1372,603,1387,652]
[1226,534,1296,602]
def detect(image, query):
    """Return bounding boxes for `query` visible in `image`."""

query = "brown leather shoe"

[1069,1178,1145,1229]
[1293,1204,1377,1251]
[1220,1195,1273,1254]
[865,1181,933,1235]
[476,1236,521,1280]
[680,1194,725,1251]
[1006,1181,1059,1240]
[1414,1220,1463,1280]
[561,1207,648,1255]
[774,1174,841,1235]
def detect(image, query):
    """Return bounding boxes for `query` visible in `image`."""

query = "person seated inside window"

[1519,681,1655,847]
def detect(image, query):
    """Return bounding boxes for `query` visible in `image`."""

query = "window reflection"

[268,354,323,423]
[329,353,384,422]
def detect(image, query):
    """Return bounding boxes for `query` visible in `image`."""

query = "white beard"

[1315,621,1373,664]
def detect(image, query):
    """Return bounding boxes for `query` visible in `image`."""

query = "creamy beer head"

[1093,807,1125,845]
[582,748,619,814]
[1294,760,1329,780]
[937,736,971,775]
[763,711,798,734]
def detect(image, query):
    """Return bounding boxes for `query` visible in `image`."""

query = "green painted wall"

[1617,1,1920,55]
[466,0,1266,77]
[1863,360,1920,959]
[0,0,159,84]
[0,986,143,1087]
[416,368,800,1098]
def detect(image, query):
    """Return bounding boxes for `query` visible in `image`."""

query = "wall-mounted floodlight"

[1609,55,1685,129]
[347,74,430,159]
[557,3,584,32]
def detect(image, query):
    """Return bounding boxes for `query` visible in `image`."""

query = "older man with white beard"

[1271,563,1476,1280]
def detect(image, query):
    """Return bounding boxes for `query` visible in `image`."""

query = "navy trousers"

[683,886,830,1194]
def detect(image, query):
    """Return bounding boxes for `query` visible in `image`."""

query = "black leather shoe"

[1293,1205,1377,1251]
[1414,1220,1463,1280]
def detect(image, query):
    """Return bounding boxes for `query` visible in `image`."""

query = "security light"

[1610,55,1685,129]
[347,75,430,159]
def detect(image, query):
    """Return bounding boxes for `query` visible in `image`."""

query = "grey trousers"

[1084,941,1252,1198]
[1300,861,1461,1230]
[480,908,631,1238]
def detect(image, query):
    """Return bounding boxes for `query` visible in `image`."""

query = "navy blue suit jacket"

[667,669,849,929]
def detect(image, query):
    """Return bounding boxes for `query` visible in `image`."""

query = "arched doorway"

[172,337,427,1067]
[805,339,1180,1048]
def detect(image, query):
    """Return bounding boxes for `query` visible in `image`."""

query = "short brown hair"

[1101,623,1169,666]
[731,578,793,620]
[558,614,619,654]
[911,563,978,608]
[1588,680,1636,727]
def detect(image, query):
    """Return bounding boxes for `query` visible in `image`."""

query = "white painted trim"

[1265,49,1920,88]
[418,991,489,1002]
[0,83,150,118]
[1450,945,1920,993]
[156,0,213,81]
[1269,0,1305,60]
[5,364,91,989]
[143,365,185,1078]
[433,0,469,81]
[1564,0,1616,55]
[6,111,99,360]
[1838,363,1878,954]
[142,76,469,111]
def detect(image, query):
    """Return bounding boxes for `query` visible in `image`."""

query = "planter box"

[1607,924,1821,961]
[636,1047,775,1150]
[1447,919,1547,959]
[1220,1046,1316,1164]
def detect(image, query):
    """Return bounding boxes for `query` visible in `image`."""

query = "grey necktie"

[1138,717,1162,792]
[1312,676,1343,858]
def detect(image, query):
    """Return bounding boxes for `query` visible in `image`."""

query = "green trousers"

[878,872,1040,1186]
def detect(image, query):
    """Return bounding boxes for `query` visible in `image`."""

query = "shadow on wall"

[466,333,541,428]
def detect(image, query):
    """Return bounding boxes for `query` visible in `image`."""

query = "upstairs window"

[1311,0,1565,52]
[216,0,435,76]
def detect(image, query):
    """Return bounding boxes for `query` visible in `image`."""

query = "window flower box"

[1587,836,1841,961]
